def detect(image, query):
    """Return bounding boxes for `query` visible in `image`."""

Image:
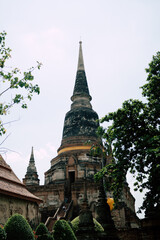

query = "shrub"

[71,216,104,233]
[53,219,77,240]
[37,234,54,240]
[0,225,7,240]
[4,214,34,240]
[35,223,49,236]
[36,223,53,240]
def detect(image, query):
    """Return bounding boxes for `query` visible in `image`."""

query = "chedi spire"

[58,42,99,154]
[71,41,92,110]
[23,147,39,186]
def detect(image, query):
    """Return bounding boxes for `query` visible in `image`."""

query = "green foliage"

[53,219,77,240]
[0,31,42,138]
[35,223,54,240]
[71,216,104,233]
[95,52,160,215]
[35,223,49,236]
[4,214,34,240]
[37,234,54,240]
[0,225,7,240]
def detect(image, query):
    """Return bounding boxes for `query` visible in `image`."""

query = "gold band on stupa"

[58,145,91,155]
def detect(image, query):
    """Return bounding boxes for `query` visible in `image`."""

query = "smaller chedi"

[23,147,40,186]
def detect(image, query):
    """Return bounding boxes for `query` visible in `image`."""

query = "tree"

[0,31,41,147]
[95,52,160,216]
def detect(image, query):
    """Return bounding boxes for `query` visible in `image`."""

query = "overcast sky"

[1,0,160,218]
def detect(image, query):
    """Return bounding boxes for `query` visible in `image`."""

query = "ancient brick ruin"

[23,42,139,235]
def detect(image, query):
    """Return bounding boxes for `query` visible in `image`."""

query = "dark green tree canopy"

[95,52,160,216]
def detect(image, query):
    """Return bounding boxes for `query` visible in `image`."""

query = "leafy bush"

[0,225,6,240]
[36,223,53,240]
[53,219,77,240]
[4,214,34,240]
[35,223,49,236]
[71,216,104,232]
[37,234,54,240]
[67,221,74,230]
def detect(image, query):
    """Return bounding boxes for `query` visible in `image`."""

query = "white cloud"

[35,148,49,160]
[2,151,29,182]
[4,151,28,165]
[46,142,57,154]
[21,28,65,61]
[2,143,57,184]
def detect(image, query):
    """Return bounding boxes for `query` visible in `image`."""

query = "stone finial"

[77,41,85,71]
[30,146,35,162]
[71,41,92,105]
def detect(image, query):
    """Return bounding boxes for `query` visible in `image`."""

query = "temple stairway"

[45,200,73,231]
